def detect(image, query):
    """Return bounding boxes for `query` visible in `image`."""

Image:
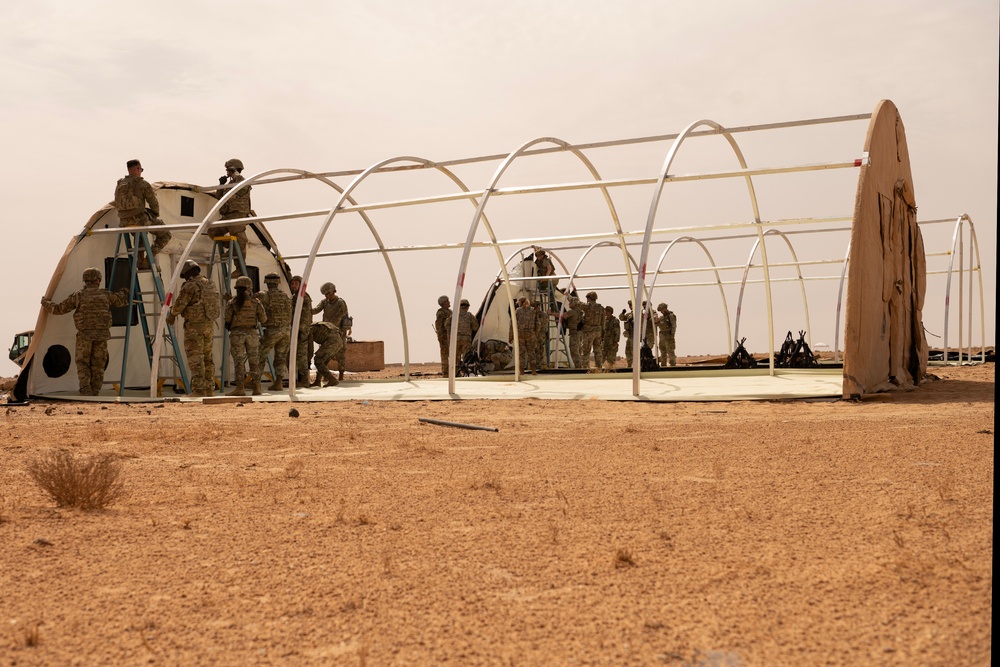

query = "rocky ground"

[0,362,993,666]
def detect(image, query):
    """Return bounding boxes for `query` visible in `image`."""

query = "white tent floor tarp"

[39,368,844,403]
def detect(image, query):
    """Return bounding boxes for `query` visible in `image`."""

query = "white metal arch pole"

[150,167,311,398]
[966,216,986,362]
[448,137,617,393]
[289,156,500,400]
[634,119,772,396]
[833,240,851,362]
[942,216,963,364]
[647,236,732,356]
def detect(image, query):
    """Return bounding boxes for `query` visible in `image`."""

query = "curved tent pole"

[448,136,633,393]
[833,240,851,362]
[633,119,771,396]
[731,229,812,349]
[289,156,507,400]
[647,236,732,356]
[149,168,326,397]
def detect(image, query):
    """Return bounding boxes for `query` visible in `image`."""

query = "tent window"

[42,344,71,378]
[104,257,139,327]
[180,196,195,217]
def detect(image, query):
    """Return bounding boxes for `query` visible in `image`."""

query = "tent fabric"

[842,100,928,398]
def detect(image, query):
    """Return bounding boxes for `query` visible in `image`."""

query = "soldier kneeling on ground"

[309,321,344,387]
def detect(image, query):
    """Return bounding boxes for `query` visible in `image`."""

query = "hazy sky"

[1,0,996,372]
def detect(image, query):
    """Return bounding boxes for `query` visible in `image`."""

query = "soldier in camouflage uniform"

[534,248,556,293]
[602,305,621,370]
[532,299,547,369]
[482,339,513,373]
[654,302,678,366]
[619,300,655,367]
[289,275,313,386]
[559,297,584,368]
[434,295,451,374]
[580,291,605,370]
[257,272,292,391]
[114,159,171,269]
[444,299,479,362]
[224,275,266,396]
[513,296,538,373]
[41,268,129,395]
[167,261,218,397]
[312,282,349,380]
[309,321,343,387]
[211,158,253,263]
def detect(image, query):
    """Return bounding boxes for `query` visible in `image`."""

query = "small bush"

[27,450,128,510]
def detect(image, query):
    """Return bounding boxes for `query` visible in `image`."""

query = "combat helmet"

[225,158,244,171]
[459,299,470,307]
[657,302,669,312]
[235,276,253,289]
[264,272,280,285]
[320,282,336,295]
[586,291,598,301]
[180,260,201,278]
[438,295,449,306]
[82,267,102,284]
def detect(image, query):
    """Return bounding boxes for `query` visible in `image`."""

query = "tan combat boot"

[226,381,246,397]
[268,375,283,391]
[251,380,262,396]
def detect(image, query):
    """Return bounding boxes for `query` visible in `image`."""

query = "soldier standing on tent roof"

[445,299,479,363]
[41,268,129,396]
[257,272,292,391]
[654,302,678,366]
[312,282,350,381]
[435,295,452,375]
[289,275,313,386]
[602,305,620,370]
[114,159,172,270]
[167,260,219,397]
[210,158,254,264]
[224,276,266,396]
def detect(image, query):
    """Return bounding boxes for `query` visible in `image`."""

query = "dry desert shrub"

[26,450,128,510]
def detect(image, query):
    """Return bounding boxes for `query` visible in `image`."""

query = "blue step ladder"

[107,230,190,396]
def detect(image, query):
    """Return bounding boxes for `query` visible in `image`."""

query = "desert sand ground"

[0,362,993,666]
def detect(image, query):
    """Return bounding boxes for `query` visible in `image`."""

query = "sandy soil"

[0,363,993,666]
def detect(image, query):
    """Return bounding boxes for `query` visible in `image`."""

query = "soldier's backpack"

[200,279,221,321]
[114,177,144,212]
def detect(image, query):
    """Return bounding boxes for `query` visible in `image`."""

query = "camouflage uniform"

[602,307,621,369]
[445,305,479,361]
[310,321,344,387]
[619,305,654,367]
[532,301,547,369]
[212,172,253,261]
[114,174,171,257]
[535,251,556,292]
[257,282,292,388]
[313,292,349,376]
[435,302,452,374]
[580,294,605,369]
[655,304,678,366]
[169,275,218,395]
[290,280,313,384]
[225,291,266,395]
[482,339,512,372]
[561,301,584,368]
[514,301,538,372]
[42,277,129,395]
